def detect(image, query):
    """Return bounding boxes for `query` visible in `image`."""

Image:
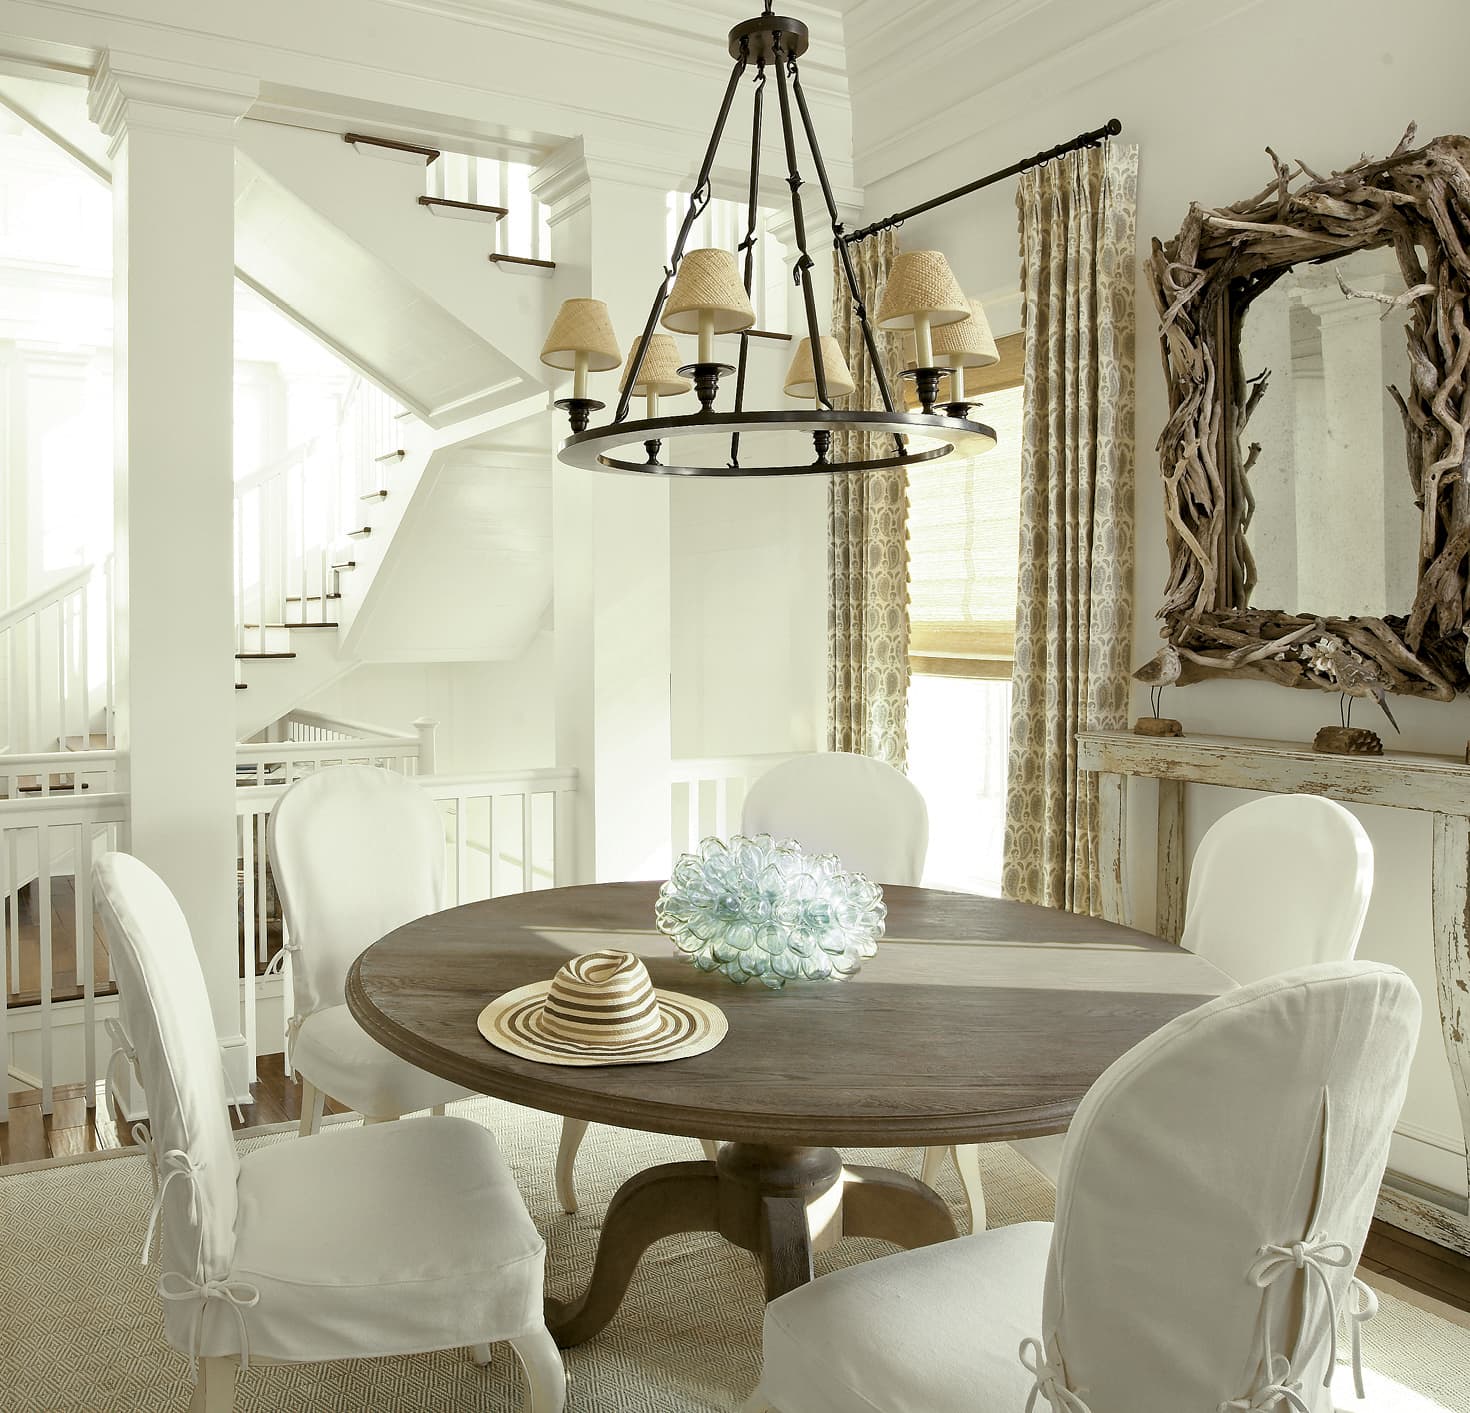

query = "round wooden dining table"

[346,881,1231,1347]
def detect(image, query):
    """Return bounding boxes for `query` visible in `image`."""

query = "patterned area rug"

[1,1095,1466,1412]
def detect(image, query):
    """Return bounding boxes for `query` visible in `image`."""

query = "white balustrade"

[670,754,794,857]
[0,789,128,1122]
[0,558,114,757]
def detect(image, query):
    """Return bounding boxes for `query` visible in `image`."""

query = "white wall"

[845,0,1470,1197]
[298,631,555,774]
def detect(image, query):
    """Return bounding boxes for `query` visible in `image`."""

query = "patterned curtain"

[1002,142,1139,913]
[827,229,909,766]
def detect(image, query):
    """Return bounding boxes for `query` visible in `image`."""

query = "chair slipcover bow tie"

[139,1144,261,1372]
[1244,1230,1375,1405]
[1019,1227,1378,1411]
[1020,1337,1093,1412]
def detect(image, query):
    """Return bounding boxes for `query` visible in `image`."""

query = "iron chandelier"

[541,2,999,477]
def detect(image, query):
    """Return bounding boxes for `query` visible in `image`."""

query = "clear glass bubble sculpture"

[655,834,886,989]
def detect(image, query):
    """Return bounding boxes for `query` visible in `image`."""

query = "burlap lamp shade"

[932,296,999,406]
[784,336,857,401]
[620,334,692,398]
[540,298,622,373]
[932,298,1000,368]
[662,249,755,364]
[874,251,969,333]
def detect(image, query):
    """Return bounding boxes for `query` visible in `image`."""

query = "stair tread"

[331,561,357,570]
[374,449,406,462]
[240,622,339,630]
[236,683,248,690]
[347,527,373,538]
[286,594,342,602]
[235,651,297,660]
[361,490,389,501]
[417,195,508,221]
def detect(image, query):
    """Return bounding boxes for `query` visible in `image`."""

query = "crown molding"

[383,0,852,105]
[88,49,257,153]
[0,1,855,196]
[849,0,1265,190]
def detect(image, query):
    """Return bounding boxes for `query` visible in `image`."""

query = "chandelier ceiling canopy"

[540,2,1001,478]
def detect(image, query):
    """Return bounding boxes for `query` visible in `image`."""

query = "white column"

[533,140,673,882]
[89,54,258,1097]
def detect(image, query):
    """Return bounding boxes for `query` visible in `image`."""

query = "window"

[905,333,1024,895]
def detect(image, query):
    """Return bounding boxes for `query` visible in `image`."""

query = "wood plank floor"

[1,1056,1467,1317]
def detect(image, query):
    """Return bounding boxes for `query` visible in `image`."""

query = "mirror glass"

[1239,245,1420,618]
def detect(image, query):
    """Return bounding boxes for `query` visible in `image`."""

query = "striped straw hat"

[477,950,727,1066]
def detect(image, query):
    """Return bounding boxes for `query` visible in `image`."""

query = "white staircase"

[0,76,562,738]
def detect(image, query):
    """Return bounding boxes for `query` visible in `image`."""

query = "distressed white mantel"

[1078,729,1470,1256]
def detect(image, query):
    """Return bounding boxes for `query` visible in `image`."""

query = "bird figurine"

[1133,643,1182,720]
[1324,648,1400,734]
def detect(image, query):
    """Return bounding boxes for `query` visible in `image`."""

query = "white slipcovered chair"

[740,754,978,1214]
[1011,792,1374,1186]
[275,765,688,1213]
[94,851,565,1413]
[267,765,477,1134]
[747,959,1419,1413]
[740,752,930,887]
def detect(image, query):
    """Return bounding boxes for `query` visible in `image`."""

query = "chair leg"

[700,1139,720,1161]
[470,1342,494,1366]
[919,1144,949,1188]
[555,1117,589,1214]
[298,1080,327,1138]
[189,1356,236,1413]
[508,1327,567,1412]
[953,1143,986,1232]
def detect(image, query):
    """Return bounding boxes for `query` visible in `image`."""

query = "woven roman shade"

[907,379,1025,680]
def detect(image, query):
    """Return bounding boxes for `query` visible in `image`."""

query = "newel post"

[413,717,439,776]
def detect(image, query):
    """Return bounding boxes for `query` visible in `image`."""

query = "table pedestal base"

[545,1142,957,1347]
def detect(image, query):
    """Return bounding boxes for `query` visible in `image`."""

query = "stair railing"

[233,379,404,655]
[0,558,115,758]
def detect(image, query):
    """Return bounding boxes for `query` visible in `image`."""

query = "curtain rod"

[841,118,1124,245]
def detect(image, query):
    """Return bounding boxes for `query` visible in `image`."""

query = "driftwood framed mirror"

[1147,125,1470,707]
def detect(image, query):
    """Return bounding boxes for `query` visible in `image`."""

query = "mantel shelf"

[1077,730,1470,816]
[1077,725,1470,1258]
